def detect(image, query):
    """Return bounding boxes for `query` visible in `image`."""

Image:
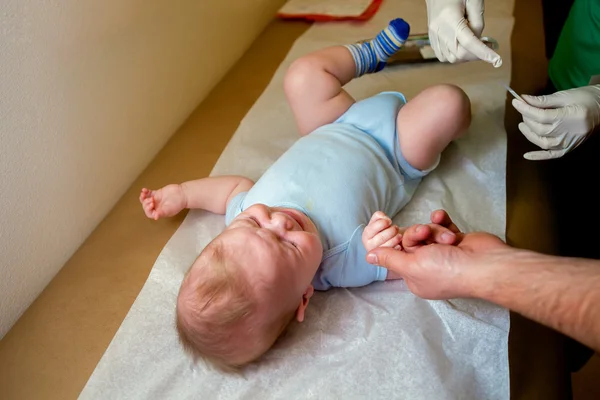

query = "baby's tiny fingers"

[369,225,399,248]
[143,208,153,219]
[364,217,392,239]
[381,233,403,248]
[368,211,390,225]
[144,198,156,212]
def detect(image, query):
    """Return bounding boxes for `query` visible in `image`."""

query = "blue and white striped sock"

[344,18,410,77]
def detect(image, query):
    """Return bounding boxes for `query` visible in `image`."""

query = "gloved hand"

[512,85,600,160]
[426,0,502,67]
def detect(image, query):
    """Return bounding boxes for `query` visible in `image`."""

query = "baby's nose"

[269,213,294,232]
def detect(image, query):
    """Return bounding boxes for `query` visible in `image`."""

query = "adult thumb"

[367,247,411,275]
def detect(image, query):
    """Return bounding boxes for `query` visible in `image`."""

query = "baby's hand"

[362,211,403,252]
[139,185,187,220]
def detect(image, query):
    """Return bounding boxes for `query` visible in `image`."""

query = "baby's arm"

[139,176,254,220]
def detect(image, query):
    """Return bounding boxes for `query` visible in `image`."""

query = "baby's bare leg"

[284,18,410,136]
[396,84,471,171]
[284,47,357,136]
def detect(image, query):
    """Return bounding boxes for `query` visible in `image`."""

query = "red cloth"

[277,0,383,22]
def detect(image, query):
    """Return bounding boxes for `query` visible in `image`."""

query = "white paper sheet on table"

[80,0,515,399]
[279,0,375,18]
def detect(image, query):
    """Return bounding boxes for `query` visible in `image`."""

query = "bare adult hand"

[367,225,509,299]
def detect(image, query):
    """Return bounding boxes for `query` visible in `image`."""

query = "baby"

[140,18,471,369]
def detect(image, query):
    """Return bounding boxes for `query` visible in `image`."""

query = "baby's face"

[222,204,323,315]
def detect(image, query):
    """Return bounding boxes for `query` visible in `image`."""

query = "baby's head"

[176,204,323,369]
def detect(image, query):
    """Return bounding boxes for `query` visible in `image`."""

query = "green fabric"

[549,0,600,91]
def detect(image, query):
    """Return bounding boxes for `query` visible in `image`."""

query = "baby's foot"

[344,18,410,77]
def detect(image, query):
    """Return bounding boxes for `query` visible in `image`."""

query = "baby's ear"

[295,285,315,322]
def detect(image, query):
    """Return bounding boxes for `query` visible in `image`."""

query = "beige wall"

[0,0,285,337]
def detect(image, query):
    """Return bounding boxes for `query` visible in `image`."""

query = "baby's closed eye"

[236,216,260,227]
[247,216,260,225]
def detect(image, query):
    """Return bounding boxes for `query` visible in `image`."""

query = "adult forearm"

[478,250,600,352]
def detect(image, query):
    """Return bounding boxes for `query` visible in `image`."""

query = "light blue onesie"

[225,92,436,291]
